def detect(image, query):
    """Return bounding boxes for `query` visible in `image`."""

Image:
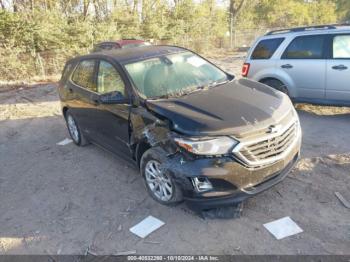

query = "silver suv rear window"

[251,38,284,60]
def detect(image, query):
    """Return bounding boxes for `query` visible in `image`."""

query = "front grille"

[235,121,298,166]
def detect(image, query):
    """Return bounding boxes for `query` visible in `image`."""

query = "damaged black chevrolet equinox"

[58,46,301,208]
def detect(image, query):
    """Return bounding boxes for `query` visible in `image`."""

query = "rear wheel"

[140,147,183,205]
[261,79,289,95]
[65,110,89,146]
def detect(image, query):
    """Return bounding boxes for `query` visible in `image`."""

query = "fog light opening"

[192,177,213,192]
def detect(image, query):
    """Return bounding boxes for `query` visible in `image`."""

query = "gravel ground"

[0,57,349,255]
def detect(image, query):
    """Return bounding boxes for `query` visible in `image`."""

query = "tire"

[65,110,89,146]
[261,79,289,96]
[140,147,183,205]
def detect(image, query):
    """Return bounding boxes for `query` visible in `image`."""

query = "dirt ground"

[0,57,349,255]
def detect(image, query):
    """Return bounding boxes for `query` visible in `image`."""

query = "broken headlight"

[174,136,238,156]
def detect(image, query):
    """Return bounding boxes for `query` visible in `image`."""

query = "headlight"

[174,136,238,155]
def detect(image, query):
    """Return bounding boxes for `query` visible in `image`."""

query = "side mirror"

[100,91,129,104]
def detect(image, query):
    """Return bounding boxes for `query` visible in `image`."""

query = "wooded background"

[0,0,349,81]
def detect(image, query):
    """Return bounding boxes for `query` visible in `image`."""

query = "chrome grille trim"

[233,119,300,167]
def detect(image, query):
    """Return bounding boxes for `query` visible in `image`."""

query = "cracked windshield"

[125,52,229,99]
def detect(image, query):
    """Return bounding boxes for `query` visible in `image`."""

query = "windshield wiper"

[212,79,231,87]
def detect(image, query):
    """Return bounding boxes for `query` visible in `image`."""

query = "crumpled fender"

[129,106,178,154]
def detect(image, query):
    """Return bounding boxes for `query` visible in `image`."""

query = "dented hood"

[145,78,293,137]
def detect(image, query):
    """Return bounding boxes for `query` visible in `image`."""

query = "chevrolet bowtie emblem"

[268,125,282,134]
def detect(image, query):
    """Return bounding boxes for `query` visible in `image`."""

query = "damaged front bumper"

[164,138,300,209]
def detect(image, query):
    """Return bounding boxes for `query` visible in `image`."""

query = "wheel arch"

[255,71,297,98]
[135,140,152,169]
[62,106,69,119]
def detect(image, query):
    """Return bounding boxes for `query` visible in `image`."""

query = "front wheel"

[140,147,183,205]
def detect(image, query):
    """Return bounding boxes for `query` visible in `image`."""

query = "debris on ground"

[143,240,161,245]
[56,138,73,146]
[199,203,243,219]
[84,245,98,256]
[129,216,165,238]
[263,216,303,240]
[115,250,137,255]
[334,192,350,209]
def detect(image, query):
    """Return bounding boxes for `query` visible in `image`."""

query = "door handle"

[332,65,348,71]
[281,64,293,69]
[68,87,74,93]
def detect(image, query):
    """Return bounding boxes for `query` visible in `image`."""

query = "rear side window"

[333,35,350,59]
[72,60,97,92]
[283,35,326,59]
[251,38,284,59]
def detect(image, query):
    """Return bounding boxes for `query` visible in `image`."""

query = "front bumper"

[165,137,301,209]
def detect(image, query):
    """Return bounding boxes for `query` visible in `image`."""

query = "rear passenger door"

[69,59,100,137]
[326,34,350,101]
[277,35,327,99]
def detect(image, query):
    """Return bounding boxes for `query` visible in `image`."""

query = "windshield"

[124,51,229,98]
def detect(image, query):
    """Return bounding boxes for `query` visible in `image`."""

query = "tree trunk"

[13,0,18,12]
[133,0,138,13]
[83,0,90,17]
[93,0,100,20]
[229,0,246,19]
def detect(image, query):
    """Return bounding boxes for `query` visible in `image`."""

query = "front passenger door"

[93,60,131,156]
[326,34,350,101]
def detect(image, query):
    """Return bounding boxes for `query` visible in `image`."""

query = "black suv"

[58,46,301,208]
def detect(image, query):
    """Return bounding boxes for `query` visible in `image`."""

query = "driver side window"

[97,61,126,96]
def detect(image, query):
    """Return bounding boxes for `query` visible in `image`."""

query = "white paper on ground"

[56,138,73,146]
[263,216,303,240]
[129,216,165,238]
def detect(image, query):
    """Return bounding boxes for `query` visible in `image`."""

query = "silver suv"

[243,24,350,106]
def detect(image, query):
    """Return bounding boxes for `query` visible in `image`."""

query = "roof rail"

[265,23,350,35]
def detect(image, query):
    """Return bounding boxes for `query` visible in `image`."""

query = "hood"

[145,78,294,137]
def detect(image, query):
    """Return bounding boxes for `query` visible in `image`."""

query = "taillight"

[242,63,250,77]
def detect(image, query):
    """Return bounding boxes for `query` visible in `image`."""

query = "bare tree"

[229,0,246,19]
[93,0,100,19]
[83,0,90,17]
[0,0,5,10]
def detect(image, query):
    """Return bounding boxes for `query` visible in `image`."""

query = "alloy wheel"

[145,160,173,202]
[67,115,79,143]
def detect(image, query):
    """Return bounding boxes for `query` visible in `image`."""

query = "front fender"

[129,106,178,155]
